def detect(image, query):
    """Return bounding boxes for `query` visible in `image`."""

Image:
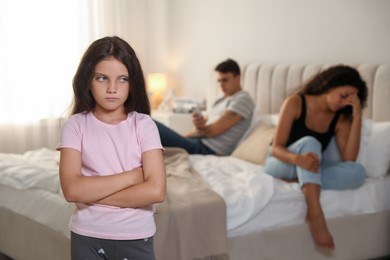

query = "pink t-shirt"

[57,111,163,240]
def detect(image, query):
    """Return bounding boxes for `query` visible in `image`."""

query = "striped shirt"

[201,90,254,155]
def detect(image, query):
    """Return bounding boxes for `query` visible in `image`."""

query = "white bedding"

[1,148,389,242]
[189,155,274,231]
[0,148,60,193]
[189,154,390,238]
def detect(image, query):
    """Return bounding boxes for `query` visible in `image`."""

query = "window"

[0,0,88,123]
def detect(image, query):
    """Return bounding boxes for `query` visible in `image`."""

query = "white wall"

[149,0,390,99]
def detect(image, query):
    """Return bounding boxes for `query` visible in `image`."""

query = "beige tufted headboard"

[241,63,390,121]
[208,63,390,122]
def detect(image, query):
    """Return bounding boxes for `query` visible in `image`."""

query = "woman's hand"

[336,92,363,161]
[296,152,320,173]
[344,93,362,119]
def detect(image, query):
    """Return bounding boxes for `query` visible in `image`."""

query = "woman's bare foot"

[307,215,335,250]
[302,183,335,251]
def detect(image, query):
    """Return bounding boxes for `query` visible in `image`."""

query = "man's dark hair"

[215,58,240,76]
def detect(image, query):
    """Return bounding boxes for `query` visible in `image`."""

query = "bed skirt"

[228,210,390,260]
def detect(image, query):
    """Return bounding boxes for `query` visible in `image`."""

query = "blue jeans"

[263,136,366,190]
[154,120,216,155]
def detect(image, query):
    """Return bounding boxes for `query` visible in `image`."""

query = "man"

[155,58,254,155]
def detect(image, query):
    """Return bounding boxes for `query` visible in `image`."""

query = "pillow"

[322,118,381,177]
[365,121,390,178]
[237,114,278,145]
[355,119,373,168]
[232,124,275,165]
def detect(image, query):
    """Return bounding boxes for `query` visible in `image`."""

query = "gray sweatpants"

[71,232,155,260]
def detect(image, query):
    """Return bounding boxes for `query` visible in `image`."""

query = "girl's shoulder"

[65,111,90,119]
[61,112,93,131]
[126,112,159,135]
[127,111,155,126]
[127,111,151,120]
[62,112,83,123]
[64,112,90,125]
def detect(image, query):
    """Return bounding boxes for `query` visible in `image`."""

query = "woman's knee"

[290,136,322,153]
[263,156,295,179]
[347,162,366,187]
[322,161,366,190]
[300,136,319,144]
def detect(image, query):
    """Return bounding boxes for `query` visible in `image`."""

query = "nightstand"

[152,112,194,134]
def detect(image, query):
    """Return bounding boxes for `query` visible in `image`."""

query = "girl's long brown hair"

[71,36,150,115]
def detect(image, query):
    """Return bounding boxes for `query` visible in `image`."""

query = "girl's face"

[91,57,130,116]
[326,85,358,112]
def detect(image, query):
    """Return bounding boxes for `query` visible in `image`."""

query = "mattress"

[189,154,390,238]
[0,185,72,240]
[0,148,73,239]
[1,148,389,244]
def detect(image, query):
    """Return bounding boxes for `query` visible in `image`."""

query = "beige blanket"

[154,148,229,260]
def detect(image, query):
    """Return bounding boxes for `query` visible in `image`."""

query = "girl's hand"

[296,152,320,173]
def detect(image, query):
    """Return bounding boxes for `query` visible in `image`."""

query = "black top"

[285,95,341,151]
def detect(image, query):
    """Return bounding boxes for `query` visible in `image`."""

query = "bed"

[1,63,389,260]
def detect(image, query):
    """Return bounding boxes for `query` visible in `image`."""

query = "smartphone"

[193,106,202,117]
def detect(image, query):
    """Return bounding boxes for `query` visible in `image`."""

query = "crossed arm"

[59,148,166,208]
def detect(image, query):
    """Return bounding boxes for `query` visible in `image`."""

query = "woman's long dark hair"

[71,36,150,115]
[298,65,368,119]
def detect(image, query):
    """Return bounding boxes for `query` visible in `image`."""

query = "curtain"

[85,0,148,68]
[0,118,66,153]
[0,0,89,124]
[0,0,89,153]
[0,0,150,153]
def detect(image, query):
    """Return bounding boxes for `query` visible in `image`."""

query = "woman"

[263,65,368,250]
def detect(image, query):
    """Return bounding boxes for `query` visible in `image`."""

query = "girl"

[57,36,166,260]
[263,65,368,250]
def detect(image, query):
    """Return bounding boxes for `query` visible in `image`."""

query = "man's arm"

[186,110,241,138]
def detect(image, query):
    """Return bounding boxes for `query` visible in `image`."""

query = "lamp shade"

[147,73,167,110]
[147,73,167,94]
